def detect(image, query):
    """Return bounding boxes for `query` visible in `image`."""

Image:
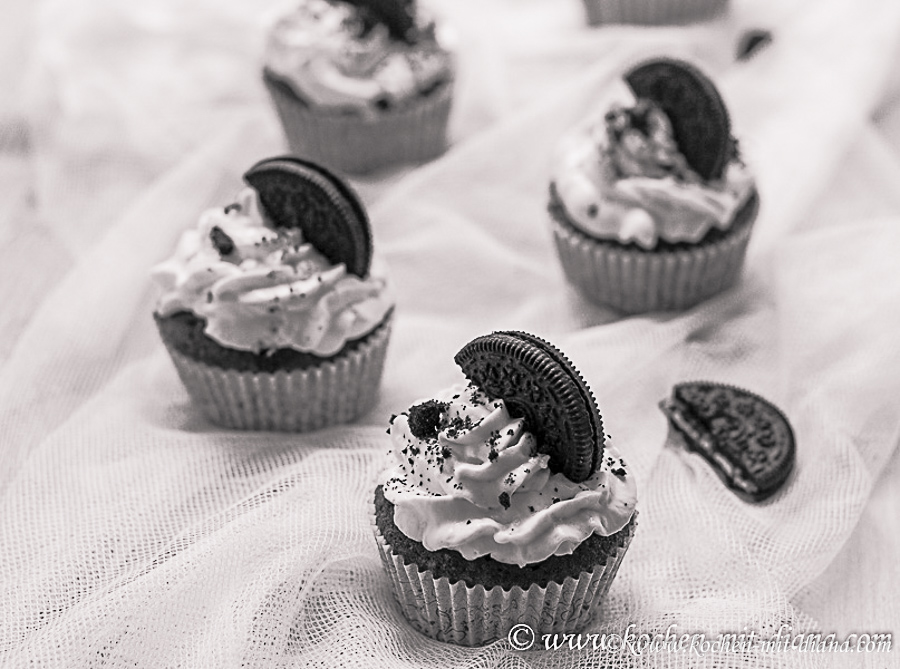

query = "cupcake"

[373,331,637,646]
[151,156,394,431]
[262,0,455,174]
[582,0,728,26]
[549,57,759,314]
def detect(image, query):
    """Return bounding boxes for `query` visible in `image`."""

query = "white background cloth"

[1,0,900,667]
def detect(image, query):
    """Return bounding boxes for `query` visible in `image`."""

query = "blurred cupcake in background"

[549,57,759,314]
[583,0,728,26]
[152,156,394,431]
[263,0,455,174]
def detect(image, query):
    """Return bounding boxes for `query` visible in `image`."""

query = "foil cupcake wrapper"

[162,320,391,432]
[582,0,727,25]
[264,73,453,175]
[372,514,636,647]
[551,207,755,314]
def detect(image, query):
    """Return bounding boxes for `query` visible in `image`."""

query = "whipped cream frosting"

[152,187,392,357]
[265,0,453,115]
[381,382,637,567]
[552,97,755,250]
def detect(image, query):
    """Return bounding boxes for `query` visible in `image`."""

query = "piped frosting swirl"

[264,0,453,116]
[381,382,636,567]
[552,97,755,250]
[152,187,392,357]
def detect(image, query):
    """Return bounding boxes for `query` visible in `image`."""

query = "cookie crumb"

[736,29,773,61]
[209,226,235,256]
[498,492,511,509]
[407,400,448,440]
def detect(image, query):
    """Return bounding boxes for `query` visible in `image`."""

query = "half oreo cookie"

[344,0,415,42]
[454,331,603,483]
[659,382,796,502]
[243,156,372,278]
[624,58,732,181]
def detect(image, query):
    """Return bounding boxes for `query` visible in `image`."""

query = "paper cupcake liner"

[372,515,636,647]
[582,0,727,25]
[161,320,391,432]
[551,203,755,314]
[264,72,453,175]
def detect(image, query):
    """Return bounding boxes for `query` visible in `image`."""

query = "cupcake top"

[380,332,637,567]
[264,0,453,116]
[551,58,756,250]
[151,158,393,357]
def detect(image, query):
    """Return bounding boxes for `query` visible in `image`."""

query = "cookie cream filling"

[551,98,755,250]
[151,187,392,357]
[381,382,636,567]
[264,0,453,116]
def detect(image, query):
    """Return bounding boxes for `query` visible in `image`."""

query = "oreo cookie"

[344,0,415,42]
[624,58,732,181]
[454,331,603,483]
[659,382,795,502]
[243,156,372,277]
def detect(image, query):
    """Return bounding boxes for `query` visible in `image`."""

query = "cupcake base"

[156,314,392,431]
[583,0,728,25]
[549,185,759,314]
[373,486,637,646]
[263,70,453,175]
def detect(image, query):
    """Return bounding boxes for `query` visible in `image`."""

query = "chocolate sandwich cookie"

[344,0,416,42]
[659,382,795,502]
[624,57,732,181]
[243,156,372,278]
[454,331,603,483]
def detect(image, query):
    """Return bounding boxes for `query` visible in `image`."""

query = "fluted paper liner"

[373,513,636,647]
[264,72,453,175]
[551,193,757,314]
[161,319,391,432]
[582,0,727,25]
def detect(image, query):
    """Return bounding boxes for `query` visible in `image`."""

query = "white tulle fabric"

[1,0,900,667]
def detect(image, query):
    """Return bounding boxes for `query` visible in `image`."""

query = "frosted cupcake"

[263,0,454,174]
[373,331,637,646]
[549,57,759,314]
[152,156,393,431]
[583,0,728,26]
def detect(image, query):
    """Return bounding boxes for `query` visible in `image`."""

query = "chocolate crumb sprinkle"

[209,226,235,256]
[498,492,511,510]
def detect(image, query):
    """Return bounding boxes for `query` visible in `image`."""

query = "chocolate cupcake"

[549,57,759,313]
[262,0,455,174]
[152,156,394,431]
[373,331,637,646]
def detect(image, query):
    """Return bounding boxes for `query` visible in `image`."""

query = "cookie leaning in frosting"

[262,0,455,174]
[152,156,393,431]
[373,331,637,646]
[549,57,759,313]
